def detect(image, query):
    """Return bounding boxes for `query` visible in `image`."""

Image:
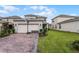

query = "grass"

[38,30,79,53]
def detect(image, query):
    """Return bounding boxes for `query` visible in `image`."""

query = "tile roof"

[24,14,47,18]
[52,14,78,20]
[58,17,79,24]
[2,16,23,19]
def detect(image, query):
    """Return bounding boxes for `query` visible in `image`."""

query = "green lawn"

[38,30,79,53]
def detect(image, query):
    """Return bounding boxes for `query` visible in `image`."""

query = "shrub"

[8,29,11,34]
[0,30,10,37]
[39,29,42,33]
[12,28,15,33]
[42,24,47,36]
[39,24,48,36]
[0,22,15,37]
[42,28,47,36]
[71,40,79,51]
[39,28,47,36]
[39,29,43,36]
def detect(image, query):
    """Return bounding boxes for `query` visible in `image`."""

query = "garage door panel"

[28,25,39,32]
[16,24,27,33]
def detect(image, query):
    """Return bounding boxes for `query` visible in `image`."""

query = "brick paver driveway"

[0,33,38,53]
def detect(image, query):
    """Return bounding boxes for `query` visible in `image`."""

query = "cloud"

[31,6,56,23]
[30,6,48,10]
[69,14,78,16]
[0,10,8,14]
[39,6,47,10]
[0,5,20,16]
[30,6,38,10]
[0,5,20,15]
[1,5,20,12]
[31,6,56,16]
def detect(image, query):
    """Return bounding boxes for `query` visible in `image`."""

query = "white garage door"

[28,24,39,32]
[16,24,27,33]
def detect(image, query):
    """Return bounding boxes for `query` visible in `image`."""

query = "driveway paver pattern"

[0,33,38,53]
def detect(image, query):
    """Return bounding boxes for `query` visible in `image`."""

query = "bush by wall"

[0,22,15,37]
[71,40,79,51]
[39,24,47,36]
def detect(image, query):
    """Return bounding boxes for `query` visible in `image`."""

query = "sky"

[0,5,79,23]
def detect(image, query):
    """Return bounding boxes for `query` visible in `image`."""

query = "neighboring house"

[1,14,47,33]
[49,24,52,29]
[52,15,75,29]
[52,15,79,33]
[46,23,52,29]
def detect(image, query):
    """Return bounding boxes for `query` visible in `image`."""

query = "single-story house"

[52,15,79,33]
[1,14,47,33]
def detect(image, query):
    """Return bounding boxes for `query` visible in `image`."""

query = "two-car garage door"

[14,24,39,33]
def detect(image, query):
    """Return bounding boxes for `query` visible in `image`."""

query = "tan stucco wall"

[58,21,79,33]
[2,19,8,22]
